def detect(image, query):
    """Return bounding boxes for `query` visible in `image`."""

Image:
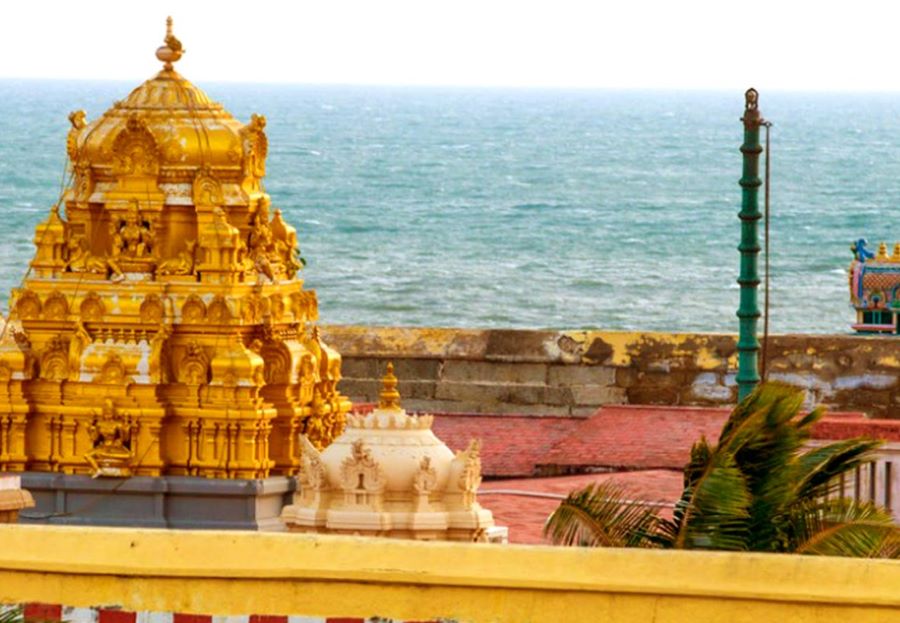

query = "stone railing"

[322,326,900,418]
[1,525,899,622]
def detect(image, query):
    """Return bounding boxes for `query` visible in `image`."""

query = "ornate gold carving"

[139,294,165,324]
[67,320,91,381]
[206,295,231,323]
[85,398,132,478]
[43,292,69,320]
[39,337,69,382]
[111,201,155,261]
[155,16,184,71]
[7,25,353,481]
[157,240,196,276]
[291,290,319,322]
[241,292,264,323]
[181,294,206,323]
[178,341,209,385]
[241,113,268,180]
[192,167,224,207]
[260,340,291,384]
[73,162,94,202]
[80,292,106,321]
[270,208,304,278]
[112,116,159,177]
[97,353,129,385]
[148,324,172,383]
[66,110,87,162]
[269,294,285,322]
[15,291,41,320]
[66,233,118,278]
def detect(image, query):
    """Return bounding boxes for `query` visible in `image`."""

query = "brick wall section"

[322,326,900,418]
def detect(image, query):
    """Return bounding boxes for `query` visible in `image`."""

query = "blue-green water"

[2,80,899,333]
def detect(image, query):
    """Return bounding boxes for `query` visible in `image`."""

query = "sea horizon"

[2,81,898,333]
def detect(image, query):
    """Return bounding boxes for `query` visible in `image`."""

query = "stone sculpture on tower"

[0,18,350,496]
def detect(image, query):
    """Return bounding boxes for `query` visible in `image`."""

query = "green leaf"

[544,481,663,548]
[789,498,900,558]
[792,438,883,502]
[0,606,22,623]
[672,451,751,551]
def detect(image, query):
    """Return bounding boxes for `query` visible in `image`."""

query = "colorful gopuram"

[0,19,350,486]
[849,238,900,334]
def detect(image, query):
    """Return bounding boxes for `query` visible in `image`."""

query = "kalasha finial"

[155,16,184,71]
[742,87,763,129]
[378,362,402,411]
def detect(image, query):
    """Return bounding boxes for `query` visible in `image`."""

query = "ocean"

[1,80,898,334]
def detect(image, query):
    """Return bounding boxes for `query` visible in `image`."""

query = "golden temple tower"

[0,18,350,481]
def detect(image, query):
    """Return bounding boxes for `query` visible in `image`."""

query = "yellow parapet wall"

[1,525,899,622]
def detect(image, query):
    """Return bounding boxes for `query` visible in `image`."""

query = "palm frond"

[792,438,883,502]
[672,452,751,551]
[789,498,900,558]
[0,606,23,623]
[544,481,663,548]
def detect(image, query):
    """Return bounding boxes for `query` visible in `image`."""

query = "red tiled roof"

[432,413,574,477]
[427,405,875,478]
[478,470,683,545]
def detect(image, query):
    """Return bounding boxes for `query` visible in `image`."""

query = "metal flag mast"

[736,88,766,402]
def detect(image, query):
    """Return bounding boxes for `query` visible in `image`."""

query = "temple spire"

[378,362,402,411]
[155,16,184,71]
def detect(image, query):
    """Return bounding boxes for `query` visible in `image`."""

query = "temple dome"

[282,363,497,541]
[67,18,264,185]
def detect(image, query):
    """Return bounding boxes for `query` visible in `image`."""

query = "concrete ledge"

[20,473,294,531]
[0,525,899,622]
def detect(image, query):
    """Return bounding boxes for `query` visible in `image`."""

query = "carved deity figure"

[67,320,91,380]
[85,399,132,478]
[66,233,122,278]
[247,199,281,280]
[148,323,172,382]
[157,240,196,276]
[111,202,154,260]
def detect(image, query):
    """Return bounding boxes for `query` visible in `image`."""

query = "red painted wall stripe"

[172,615,212,623]
[249,617,288,623]
[23,604,63,622]
[98,610,136,623]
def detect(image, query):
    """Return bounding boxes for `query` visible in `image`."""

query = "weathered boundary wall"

[321,326,900,418]
[2,524,900,622]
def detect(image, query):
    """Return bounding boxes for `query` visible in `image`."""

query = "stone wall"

[321,326,900,418]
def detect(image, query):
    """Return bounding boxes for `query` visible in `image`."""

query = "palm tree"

[544,382,900,557]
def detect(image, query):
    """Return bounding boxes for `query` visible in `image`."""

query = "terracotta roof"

[428,405,873,478]
[478,470,683,545]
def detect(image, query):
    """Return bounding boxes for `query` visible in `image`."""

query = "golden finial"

[877,242,889,260]
[155,16,184,71]
[891,243,900,262]
[378,362,402,411]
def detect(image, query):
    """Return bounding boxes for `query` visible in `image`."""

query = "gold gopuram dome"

[0,18,351,480]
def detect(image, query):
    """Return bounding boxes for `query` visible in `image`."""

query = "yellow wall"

[1,525,899,622]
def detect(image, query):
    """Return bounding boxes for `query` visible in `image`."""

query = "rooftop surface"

[429,404,896,544]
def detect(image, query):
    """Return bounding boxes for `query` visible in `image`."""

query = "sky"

[3,0,900,90]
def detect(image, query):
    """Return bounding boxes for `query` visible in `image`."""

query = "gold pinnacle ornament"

[0,18,351,479]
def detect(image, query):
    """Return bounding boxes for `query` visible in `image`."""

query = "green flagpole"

[736,88,764,402]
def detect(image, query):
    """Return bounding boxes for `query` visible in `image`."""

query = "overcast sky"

[3,0,900,90]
